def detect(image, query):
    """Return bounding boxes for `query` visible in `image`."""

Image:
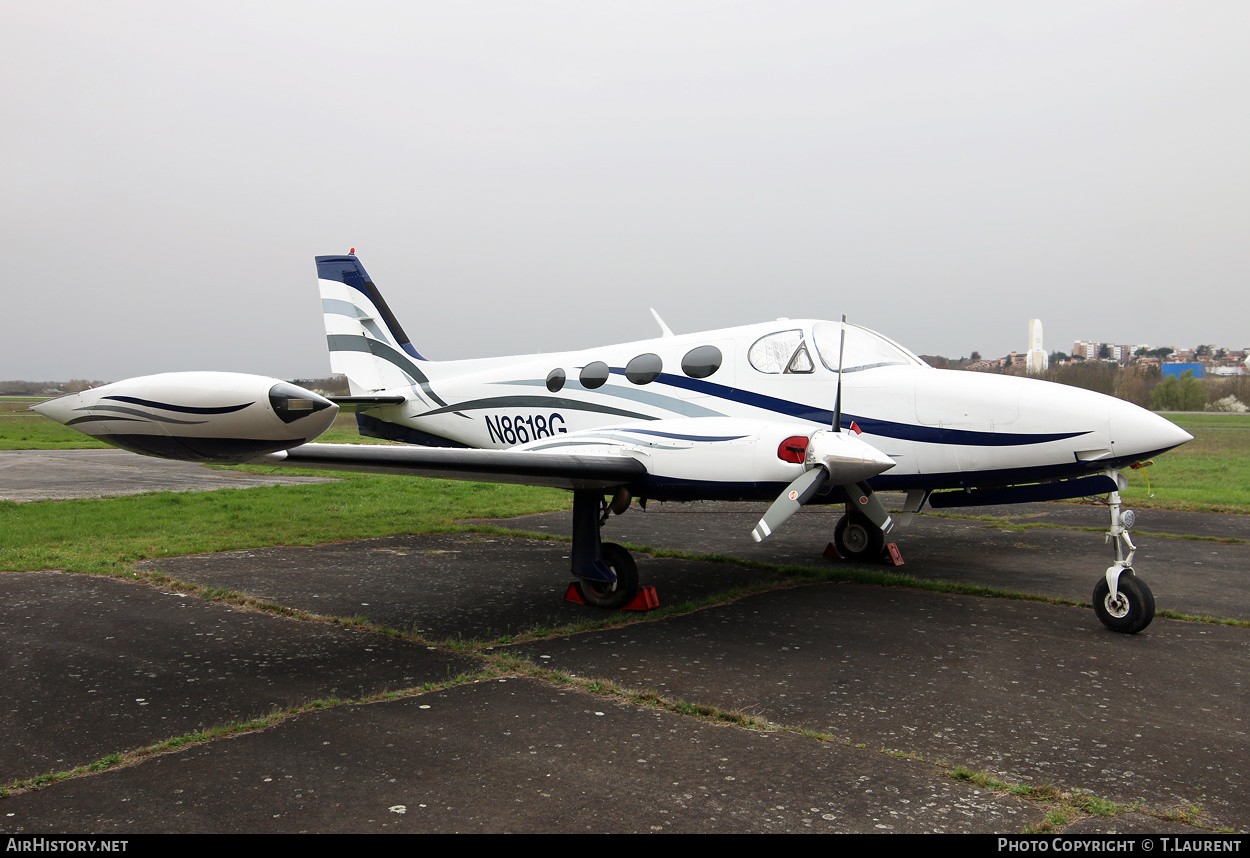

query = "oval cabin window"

[625,353,662,385]
[579,361,610,389]
[681,345,722,379]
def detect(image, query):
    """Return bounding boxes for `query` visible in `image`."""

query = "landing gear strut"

[1094,471,1155,634]
[570,490,640,609]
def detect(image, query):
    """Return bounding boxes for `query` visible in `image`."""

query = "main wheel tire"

[1092,572,1155,634]
[578,542,639,610]
[833,513,885,562]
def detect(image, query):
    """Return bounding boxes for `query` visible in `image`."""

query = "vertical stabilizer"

[317,255,427,394]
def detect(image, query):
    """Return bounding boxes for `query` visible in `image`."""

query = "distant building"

[1072,340,1148,364]
[1027,319,1048,374]
[1162,363,1206,379]
[1072,340,1100,360]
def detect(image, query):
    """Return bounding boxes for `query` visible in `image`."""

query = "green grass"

[1161,412,1250,429]
[303,410,399,444]
[0,404,565,574]
[0,398,112,450]
[0,473,569,575]
[1116,416,1250,513]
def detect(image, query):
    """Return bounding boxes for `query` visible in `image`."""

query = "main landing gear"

[1094,471,1155,634]
[832,507,887,562]
[569,490,643,609]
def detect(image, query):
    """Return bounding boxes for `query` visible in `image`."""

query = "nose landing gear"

[1095,470,1155,634]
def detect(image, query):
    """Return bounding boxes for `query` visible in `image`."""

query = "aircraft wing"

[261,443,647,491]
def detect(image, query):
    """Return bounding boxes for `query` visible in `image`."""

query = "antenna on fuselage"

[833,315,846,432]
[649,308,674,338]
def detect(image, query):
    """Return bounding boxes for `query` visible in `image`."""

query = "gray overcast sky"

[2,1,1246,381]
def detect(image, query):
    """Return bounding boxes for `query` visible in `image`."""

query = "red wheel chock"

[564,583,660,610]
[823,542,905,566]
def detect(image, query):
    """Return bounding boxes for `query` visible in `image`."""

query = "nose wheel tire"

[1092,572,1155,634]
[577,542,639,610]
[833,513,886,562]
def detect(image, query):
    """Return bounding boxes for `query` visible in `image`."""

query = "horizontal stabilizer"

[329,395,407,412]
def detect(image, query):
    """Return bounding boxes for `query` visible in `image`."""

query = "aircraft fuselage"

[330,314,1192,503]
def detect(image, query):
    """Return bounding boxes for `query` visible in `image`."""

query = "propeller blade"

[845,481,894,533]
[751,466,828,542]
[833,315,846,432]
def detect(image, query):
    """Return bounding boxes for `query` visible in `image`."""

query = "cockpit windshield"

[812,322,927,373]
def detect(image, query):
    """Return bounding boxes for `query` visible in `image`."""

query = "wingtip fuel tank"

[32,372,338,463]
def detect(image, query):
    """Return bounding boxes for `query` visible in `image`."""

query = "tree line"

[1017,362,1246,412]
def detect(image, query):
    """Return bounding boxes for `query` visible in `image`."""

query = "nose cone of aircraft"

[1109,398,1193,462]
[30,392,89,426]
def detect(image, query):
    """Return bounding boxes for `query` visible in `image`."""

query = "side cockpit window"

[749,330,814,374]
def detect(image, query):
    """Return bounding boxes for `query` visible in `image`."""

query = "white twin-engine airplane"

[34,253,1193,634]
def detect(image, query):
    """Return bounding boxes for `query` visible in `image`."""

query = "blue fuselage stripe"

[603,369,1089,448]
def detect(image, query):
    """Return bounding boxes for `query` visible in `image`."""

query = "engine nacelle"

[31,372,339,463]
[516,417,895,489]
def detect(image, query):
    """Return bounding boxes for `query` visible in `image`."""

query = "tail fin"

[317,255,427,395]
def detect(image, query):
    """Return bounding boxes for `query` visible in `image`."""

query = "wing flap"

[260,443,646,490]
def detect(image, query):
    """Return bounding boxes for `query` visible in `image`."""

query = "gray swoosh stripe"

[322,298,370,319]
[327,335,448,408]
[417,395,654,421]
[500,379,724,418]
[66,415,146,426]
[76,405,209,425]
[524,440,625,452]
